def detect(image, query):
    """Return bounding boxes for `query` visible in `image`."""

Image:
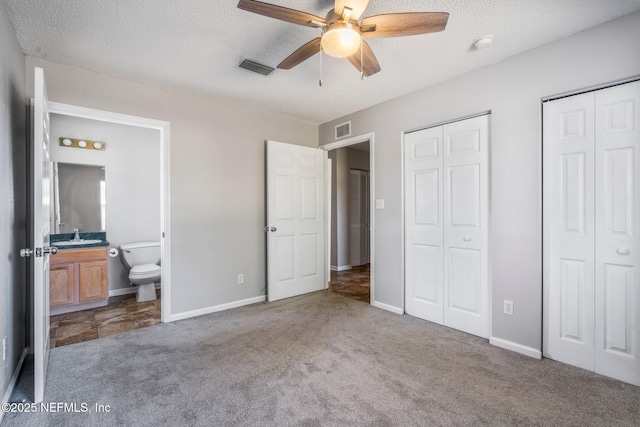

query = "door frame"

[47,101,172,322]
[320,132,376,306]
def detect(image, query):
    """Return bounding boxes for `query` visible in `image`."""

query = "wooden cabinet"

[50,246,109,315]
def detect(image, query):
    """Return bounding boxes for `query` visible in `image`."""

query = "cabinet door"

[50,264,74,307]
[79,261,107,302]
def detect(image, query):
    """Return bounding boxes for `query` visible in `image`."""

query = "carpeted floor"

[4,291,639,426]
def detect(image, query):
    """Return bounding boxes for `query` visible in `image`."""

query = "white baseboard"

[490,336,542,359]
[170,295,266,322]
[109,284,161,297]
[1,348,28,424]
[331,264,352,272]
[371,300,404,315]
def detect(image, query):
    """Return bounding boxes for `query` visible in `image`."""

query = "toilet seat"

[129,264,161,285]
[129,263,161,277]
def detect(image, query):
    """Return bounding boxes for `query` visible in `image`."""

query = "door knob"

[463,236,472,242]
[270,226,277,232]
[43,246,59,255]
[616,248,630,256]
[20,249,33,258]
[263,226,277,232]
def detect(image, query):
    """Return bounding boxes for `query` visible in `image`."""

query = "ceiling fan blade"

[361,12,449,38]
[238,0,325,28]
[334,0,371,20]
[277,37,322,70]
[347,40,380,77]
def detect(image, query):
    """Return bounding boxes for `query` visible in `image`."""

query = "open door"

[20,67,54,402]
[266,140,326,302]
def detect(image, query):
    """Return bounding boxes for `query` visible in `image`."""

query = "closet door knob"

[463,236,472,242]
[616,248,630,256]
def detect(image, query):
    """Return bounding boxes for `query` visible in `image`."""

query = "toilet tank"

[120,242,160,267]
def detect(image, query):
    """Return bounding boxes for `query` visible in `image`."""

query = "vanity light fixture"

[59,137,106,151]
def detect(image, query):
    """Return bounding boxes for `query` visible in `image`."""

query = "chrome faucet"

[72,228,82,242]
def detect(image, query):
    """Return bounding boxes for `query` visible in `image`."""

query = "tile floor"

[328,264,370,303]
[50,290,161,348]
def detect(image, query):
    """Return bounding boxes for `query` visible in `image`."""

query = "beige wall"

[26,57,318,316]
[319,12,640,352]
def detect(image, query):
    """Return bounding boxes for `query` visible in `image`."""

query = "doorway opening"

[321,134,374,304]
[46,102,170,347]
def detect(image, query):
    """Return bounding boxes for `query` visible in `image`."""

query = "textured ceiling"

[5,0,640,124]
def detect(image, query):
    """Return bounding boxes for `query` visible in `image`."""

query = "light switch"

[375,199,385,209]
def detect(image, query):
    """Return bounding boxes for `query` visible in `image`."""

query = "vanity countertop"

[50,232,109,249]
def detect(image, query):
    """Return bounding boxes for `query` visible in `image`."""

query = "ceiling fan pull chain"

[360,35,364,80]
[319,38,323,87]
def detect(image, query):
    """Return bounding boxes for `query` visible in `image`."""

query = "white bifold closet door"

[404,114,490,338]
[543,80,640,386]
[350,169,369,267]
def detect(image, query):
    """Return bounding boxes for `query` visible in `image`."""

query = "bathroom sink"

[53,239,103,246]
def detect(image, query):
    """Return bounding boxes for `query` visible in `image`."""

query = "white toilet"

[120,241,161,302]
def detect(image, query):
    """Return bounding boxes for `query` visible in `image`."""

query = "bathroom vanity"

[50,233,109,315]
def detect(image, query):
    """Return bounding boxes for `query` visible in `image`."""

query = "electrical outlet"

[503,300,514,316]
[237,274,244,284]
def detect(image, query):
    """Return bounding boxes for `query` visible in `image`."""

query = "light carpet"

[4,291,639,426]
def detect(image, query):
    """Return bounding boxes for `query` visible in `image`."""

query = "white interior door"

[443,116,490,338]
[404,115,490,338]
[33,67,52,402]
[543,80,640,387]
[543,92,596,370]
[266,140,326,302]
[404,126,444,324]
[594,82,640,386]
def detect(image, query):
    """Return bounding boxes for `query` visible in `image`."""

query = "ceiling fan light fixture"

[321,22,361,58]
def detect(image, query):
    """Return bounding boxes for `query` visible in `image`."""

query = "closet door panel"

[543,92,596,370]
[594,81,640,386]
[404,126,444,324]
[443,115,489,338]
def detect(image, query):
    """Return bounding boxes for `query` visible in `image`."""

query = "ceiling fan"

[237,0,449,78]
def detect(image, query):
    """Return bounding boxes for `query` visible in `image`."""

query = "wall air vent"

[239,59,274,76]
[335,121,351,139]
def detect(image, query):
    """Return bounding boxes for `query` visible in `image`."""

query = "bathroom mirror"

[53,162,106,233]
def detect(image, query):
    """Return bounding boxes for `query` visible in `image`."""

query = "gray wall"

[0,0,27,408]
[50,115,161,291]
[319,12,640,351]
[25,57,318,316]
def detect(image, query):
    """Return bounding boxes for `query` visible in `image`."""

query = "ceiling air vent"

[335,121,351,139]
[239,59,274,76]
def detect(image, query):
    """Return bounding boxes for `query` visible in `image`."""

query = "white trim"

[108,284,161,297]
[331,264,352,271]
[47,101,172,323]
[400,131,406,314]
[320,132,375,305]
[170,295,266,322]
[490,336,542,360]
[371,300,404,315]
[0,348,28,424]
